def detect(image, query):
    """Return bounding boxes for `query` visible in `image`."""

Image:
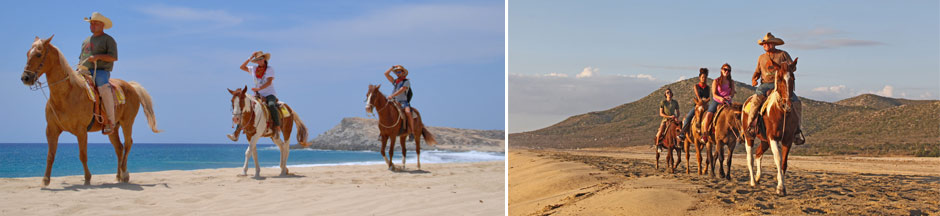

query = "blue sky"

[509,0,940,133]
[2,0,505,143]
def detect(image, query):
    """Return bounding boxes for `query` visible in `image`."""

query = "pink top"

[714,78,732,102]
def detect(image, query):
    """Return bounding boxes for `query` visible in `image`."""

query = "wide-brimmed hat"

[251,51,271,61]
[758,32,784,45]
[83,12,112,29]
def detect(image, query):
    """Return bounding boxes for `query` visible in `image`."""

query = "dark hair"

[699,68,708,77]
[664,88,673,96]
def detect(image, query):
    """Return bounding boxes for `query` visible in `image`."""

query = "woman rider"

[228,51,279,141]
[678,68,710,140]
[701,63,734,142]
[384,65,415,140]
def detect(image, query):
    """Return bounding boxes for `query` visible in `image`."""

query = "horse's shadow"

[41,182,168,192]
[392,168,431,174]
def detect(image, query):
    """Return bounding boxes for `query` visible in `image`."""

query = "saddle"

[389,101,420,135]
[705,102,742,132]
[255,96,290,135]
[79,74,125,129]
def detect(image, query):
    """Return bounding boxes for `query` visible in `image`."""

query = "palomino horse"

[741,57,800,195]
[20,36,160,186]
[655,118,682,173]
[708,104,743,180]
[364,84,437,170]
[681,99,712,175]
[228,87,311,177]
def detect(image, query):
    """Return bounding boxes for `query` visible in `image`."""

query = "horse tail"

[128,81,162,133]
[421,127,437,146]
[290,108,311,147]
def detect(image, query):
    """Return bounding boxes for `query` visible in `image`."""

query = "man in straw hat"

[746,32,805,145]
[79,12,119,135]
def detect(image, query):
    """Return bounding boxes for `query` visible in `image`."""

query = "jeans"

[755,82,799,102]
[93,70,110,86]
[265,95,280,126]
[682,109,695,127]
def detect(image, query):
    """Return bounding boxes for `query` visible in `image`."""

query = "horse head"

[768,58,796,107]
[21,35,56,86]
[228,85,249,125]
[365,84,383,114]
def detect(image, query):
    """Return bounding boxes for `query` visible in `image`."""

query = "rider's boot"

[793,100,806,145]
[99,84,116,135]
[228,125,241,141]
[405,109,415,142]
[700,112,714,143]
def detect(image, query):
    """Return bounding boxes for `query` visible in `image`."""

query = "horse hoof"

[776,188,787,196]
[42,177,51,187]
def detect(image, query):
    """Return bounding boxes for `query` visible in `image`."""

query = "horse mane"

[46,43,83,87]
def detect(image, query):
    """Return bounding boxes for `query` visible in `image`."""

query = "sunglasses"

[721,68,730,71]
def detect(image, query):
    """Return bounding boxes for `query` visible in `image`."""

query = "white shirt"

[248,65,277,97]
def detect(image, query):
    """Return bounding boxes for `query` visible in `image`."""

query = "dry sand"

[509,148,940,215]
[0,161,504,216]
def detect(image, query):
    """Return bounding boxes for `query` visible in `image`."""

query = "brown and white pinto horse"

[741,57,800,195]
[364,84,437,170]
[228,87,311,177]
[20,36,161,186]
[656,118,682,173]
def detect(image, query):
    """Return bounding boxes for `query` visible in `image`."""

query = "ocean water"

[0,143,505,178]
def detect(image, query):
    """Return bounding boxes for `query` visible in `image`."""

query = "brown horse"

[708,104,743,180]
[20,36,161,186]
[656,118,682,173]
[364,84,437,170]
[228,87,311,177]
[741,57,800,195]
[681,99,712,175]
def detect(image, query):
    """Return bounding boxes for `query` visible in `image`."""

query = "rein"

[367,89,403,129]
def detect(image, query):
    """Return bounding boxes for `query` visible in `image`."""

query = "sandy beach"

[509,147,940,215]
[0,161,504,216]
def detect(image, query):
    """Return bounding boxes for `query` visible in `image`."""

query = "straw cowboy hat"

[251,51,271,61]
[758,32,784,45]
[83,12,112,29]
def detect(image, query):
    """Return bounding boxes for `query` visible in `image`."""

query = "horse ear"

[34,36,40,42]
[228,88,234,94]
[43,35,54,44]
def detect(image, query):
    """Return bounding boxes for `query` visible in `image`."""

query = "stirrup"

[794,130,806,145]
[102,124,115,135]
[408,134,414,142]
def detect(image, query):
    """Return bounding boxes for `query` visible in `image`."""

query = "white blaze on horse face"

[365,91,374,113]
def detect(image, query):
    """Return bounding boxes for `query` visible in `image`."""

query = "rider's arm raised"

[384,66,395,83]
[240,59,251,73]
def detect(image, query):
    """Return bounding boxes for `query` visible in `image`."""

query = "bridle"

[365,87,403,129]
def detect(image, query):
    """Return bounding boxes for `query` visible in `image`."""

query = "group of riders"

[654,32,805,148]
[77,12,418,138]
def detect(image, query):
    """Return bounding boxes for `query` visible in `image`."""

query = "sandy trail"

[509,148,940,215]
[0,161,504,216]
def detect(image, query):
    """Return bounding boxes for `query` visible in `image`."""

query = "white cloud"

[812,84,847,94]
[138,5,243,26]
[576,66,598,78]
[617,74,656,81]
[544,73,569,77]
[508,73,667,132]
[872,85,894,97]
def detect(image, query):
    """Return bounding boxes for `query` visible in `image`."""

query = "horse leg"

[667,147,675,173]
[119,125,133,183]
[755,140,768,185]
[684,140,690,174]
[249,136,261,177]
[415,130,422,170]
[76,132,92,185]
[744,138,757,186]
[241,146,251,176]
[400,135,407,170]
[108,132,124,182]
[716,142,725,178]
[42,126,62,187]
[692,141,705,175]
[706,141,715,177]
[272,137,288,175]
[726,141,736,180]
[380,136,391,168]
[388,136,397,170]
[769,139,786,196]
[655,146,661,169]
